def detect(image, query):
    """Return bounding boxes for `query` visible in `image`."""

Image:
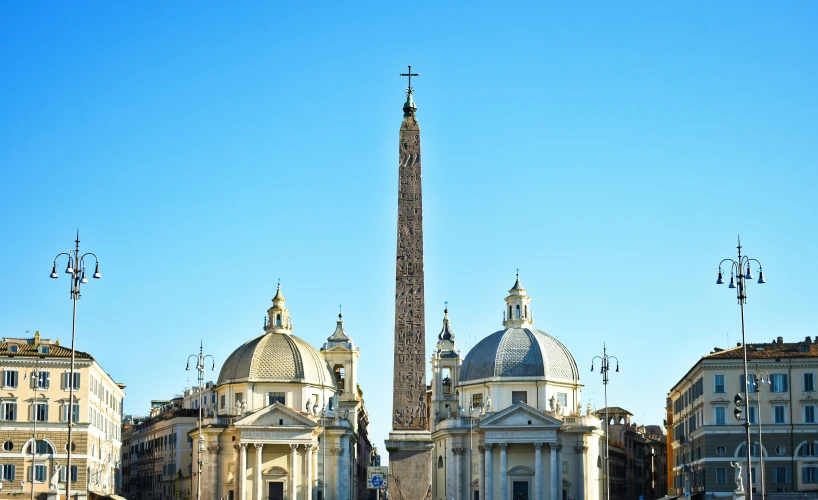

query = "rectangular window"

[511,391,527,405]
[1,464,15,481]
[471,393,483,408]
[805,373,815,393]
[267,392,285,405]
[557,392,568,407]
[3,370,18,388]
[715,406,726,425]
[717,468,727,484]
[220,395,226,409]
[212,393,217,404]
[748,373,758,393]
[805,405,816,424]
[34,403,48,422]
[748,405,757,424]
[751,467,758,484]
[714,374,725,393]
[61,403,80,423]
[772,467,791,484]
[774,405,786,424]
[802,467,818,484]
[35,440,49,454]
[1,401,16,421]
[58,465,78,483]
[62,372,80,390]
[35,371,49,389]
[32,464,47,482]
[771,374,788,393]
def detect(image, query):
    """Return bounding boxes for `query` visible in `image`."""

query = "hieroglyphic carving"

[392,111,428,431]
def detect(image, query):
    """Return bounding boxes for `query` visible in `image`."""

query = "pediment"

[481,402,562,428]
[235,402,318,428]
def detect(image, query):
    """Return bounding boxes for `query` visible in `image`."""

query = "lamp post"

[29,355,44,500]
[591,344,620,500]
[186,342,215,500]
[716,237,765,499]
[752,366,771,500]
[49,232,102,499]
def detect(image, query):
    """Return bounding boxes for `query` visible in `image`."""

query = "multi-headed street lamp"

[186,342,215,500]
[751,366,771,500]
[49,232,102,499]
[591,344,620,500]
[716,237,765,499]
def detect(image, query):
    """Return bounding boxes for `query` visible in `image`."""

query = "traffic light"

[734,406,743,421]
[734,393,744,421]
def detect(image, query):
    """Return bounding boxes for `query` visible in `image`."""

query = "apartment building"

[0,331,125,499]
[667,336,818,499]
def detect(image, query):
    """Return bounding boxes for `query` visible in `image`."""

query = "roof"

[704,339,818,359]
[460,327,580,382]
[218,332,335,388]
[0,337,92,360]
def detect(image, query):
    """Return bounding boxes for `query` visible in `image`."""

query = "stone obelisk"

[385,66,433,499]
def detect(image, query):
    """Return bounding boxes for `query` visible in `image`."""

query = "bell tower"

[430,308,462,431]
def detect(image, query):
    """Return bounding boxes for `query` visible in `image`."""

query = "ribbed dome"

[218,332,335,387]
[460,328,580,382]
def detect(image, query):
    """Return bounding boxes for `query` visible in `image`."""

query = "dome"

[217,332,335,387]
[460,327,580,382]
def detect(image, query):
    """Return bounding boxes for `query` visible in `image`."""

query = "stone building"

[667,336,818,499]
[0,331,125,499]
[190,284,373,500]
[429,276,605,500]
[120,399,198,500]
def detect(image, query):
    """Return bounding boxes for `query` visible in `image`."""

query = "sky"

[1,2,817,453]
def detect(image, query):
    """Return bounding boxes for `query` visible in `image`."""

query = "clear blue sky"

[2,2,816,453]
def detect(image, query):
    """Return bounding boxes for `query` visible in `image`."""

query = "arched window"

[276,314,282,326]
[334,365,345,390]
[515,305,521,318]
[508,306,512,319]
[524,305,528,318]
[437,456,444,468]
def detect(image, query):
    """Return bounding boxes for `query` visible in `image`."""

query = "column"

[234,445,241,500]
[499,443,507,500]
[240,443,248,500]
[289,444,298,500]
[556,442,563,500]
[534,443,543,500]
[575,445,587,500]
[485,443,493,500]
[255,444,264,500]
[550,443,558,500]
[478,445,486,500]
[453,448,465,500]
[305,444,313,500]
[337,437,350,500]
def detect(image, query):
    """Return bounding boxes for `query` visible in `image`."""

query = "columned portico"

[534,443,543,500]
[485,443,494,500]
[305,444,314,500]
[255,443,264,500]
[499,443,507,500]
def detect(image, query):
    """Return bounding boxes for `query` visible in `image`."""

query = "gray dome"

[460,328,580,382]
[218,332,335,387]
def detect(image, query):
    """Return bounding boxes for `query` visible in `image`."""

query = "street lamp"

[591,344,620,500]
[751,366,771,500]
[27,355,45,500]
[186,341,215,500]
[717,237,765,500]
[49,232,102,499]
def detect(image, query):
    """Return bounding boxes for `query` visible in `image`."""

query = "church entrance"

[512,481,529,499]
[268,481,284,500]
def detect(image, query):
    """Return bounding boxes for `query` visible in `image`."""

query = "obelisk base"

[386,430,433,500]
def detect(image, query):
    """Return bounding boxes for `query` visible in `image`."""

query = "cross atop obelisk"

[400,65,419,95]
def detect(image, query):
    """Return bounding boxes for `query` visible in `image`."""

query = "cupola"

[264,283,293,333]
[503,272,533,328]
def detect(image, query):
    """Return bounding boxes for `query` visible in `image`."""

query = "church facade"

[430,276,605,500]
[190,285,373,500]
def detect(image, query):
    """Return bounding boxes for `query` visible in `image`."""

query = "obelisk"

[385,66,433,499]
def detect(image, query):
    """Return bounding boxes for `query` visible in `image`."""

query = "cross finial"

[444,300,448,312]
[516,268,520,277]
[400,65,419,96]
[339,304,342,319]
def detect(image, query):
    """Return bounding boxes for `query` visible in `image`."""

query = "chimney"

[34,331,40,345]
[806,336,812,344]
[737,342,742,347]
[777,336,784,346]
